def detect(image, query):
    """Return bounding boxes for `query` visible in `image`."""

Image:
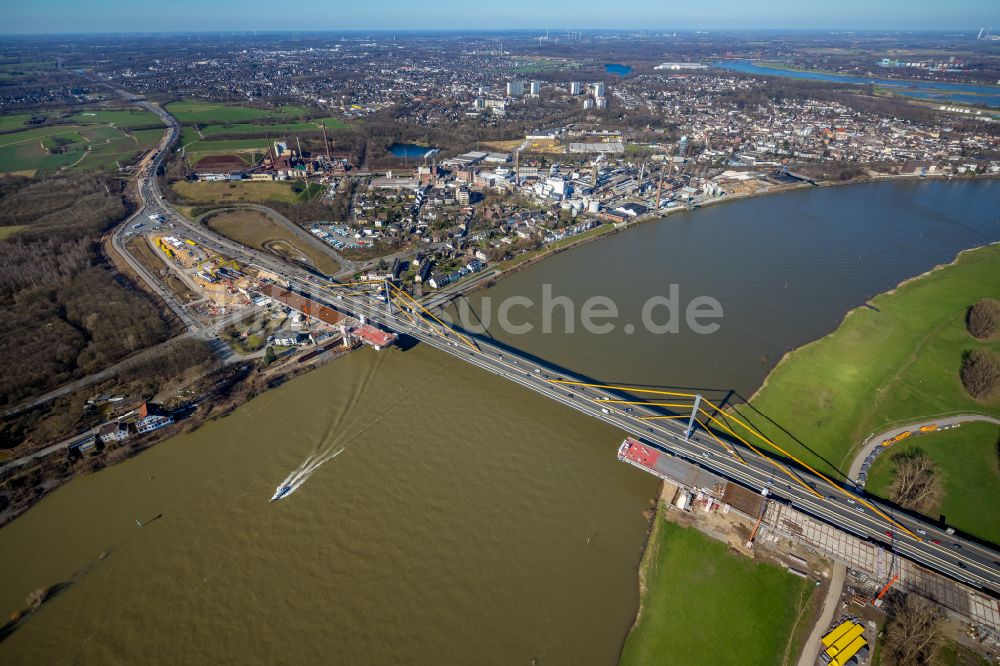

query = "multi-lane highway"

[118,94,1000,596]
[315,289,1000,595]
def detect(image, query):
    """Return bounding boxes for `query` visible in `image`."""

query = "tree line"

[0,173,172,407]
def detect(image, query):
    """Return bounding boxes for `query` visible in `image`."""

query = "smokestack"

[514,149,520,186]
[656,170,663,209]
[322,122,331,159]
[295,136,310,183]
[637,162,645,193]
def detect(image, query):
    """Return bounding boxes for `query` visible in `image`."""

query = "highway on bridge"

[120,94,1000,597]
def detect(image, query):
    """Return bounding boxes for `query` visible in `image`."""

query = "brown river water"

[1,179,998,665]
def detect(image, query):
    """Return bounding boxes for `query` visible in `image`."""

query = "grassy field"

[183,138,269,157]
[620,517,814,666]
[165,102,316,124]
[165,102,273,124]
[172,180,310,205]
[0,113,34,132]
[740,243,1000,481]
[65,109,163,129]
[866,422,1000,543]
[0,115,163,175]
[197,118,347,136]
[204,209,339,275]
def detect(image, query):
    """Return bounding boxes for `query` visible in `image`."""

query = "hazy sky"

[4,0,999,34]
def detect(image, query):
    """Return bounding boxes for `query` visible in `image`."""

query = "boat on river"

[270,485,293,502]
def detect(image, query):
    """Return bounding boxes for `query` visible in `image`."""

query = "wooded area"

[0,173,172,407]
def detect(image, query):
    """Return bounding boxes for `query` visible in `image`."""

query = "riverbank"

[0,340,357,528]
[0,341,653,665]
[6,175,996,530]
[620,489,818,666]
[616,220,1000,665]
[734,243,1000,540]
[737,240,1000,523]
[430,181,808,308]
[430,173,998,311]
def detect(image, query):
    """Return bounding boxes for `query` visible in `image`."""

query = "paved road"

[850,414,1000,484]
[144,142,1000,597]
[314,282,1000,594]
[192,203,356,276]
[1,306,258,419]
[796,562,847,666]
[78,84,1000,596]
[0,427,101,476]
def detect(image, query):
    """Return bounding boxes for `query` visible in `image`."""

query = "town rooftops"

[98,422,121,436]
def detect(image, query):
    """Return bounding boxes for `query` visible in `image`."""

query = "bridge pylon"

[685,394,702,440]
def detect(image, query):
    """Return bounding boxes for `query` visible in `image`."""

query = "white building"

[592,82,606,98]
[569,81,583,95]
[506,81,524,97]
[529,81,541,96]
[654,62,709,70]
[485,99,506,115]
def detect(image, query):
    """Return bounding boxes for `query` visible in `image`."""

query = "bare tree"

[960,349,1000,400]
[881,594,944,666]
[888,449,941,512]
[967,298,1000,339]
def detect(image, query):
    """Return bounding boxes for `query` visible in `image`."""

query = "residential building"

[98,421,130,444]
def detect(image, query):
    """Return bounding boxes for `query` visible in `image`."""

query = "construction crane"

[873,574,898,607]
[745,501,768,549]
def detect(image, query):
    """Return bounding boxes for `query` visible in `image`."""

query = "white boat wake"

[270,447,344,502]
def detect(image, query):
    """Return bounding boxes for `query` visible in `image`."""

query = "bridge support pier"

[685,394,702,440]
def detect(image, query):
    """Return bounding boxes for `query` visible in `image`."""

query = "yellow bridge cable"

[388,284,478,351]
[326,280,385,288]
[390,295,423,329]
[596,399,694,406]
[695,417,747,465]
[702,398,919,541]
[388,292,443,337]
[548,380,697,399]
[697,409,820,498]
